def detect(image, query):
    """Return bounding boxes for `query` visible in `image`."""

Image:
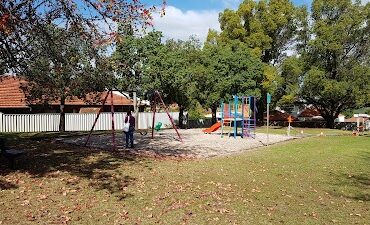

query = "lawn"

[0,133,369,224]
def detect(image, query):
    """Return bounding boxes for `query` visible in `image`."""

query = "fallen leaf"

[21,200,30,206]
[119,210,129,220]
[38,194,48,200]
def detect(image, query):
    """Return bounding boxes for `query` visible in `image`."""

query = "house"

[337,114,345,122]
[297,106,324,121]
[345,114,369,123]
[343,114,370,130]
[264,110,298,122]
[0,75,134,114]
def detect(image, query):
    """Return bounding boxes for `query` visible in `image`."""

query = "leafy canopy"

[197,40,263,109]
[0,0,164,74]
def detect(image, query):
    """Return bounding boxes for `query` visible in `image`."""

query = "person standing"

[124,111,135,148]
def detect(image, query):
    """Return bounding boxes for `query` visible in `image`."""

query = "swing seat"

[154,122,162,131]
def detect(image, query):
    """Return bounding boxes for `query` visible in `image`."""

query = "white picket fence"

[0,112,179,133]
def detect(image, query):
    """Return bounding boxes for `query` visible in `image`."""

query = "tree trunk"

[59,97,66,132]
[324,115,336,129]
[257,91,266,125]
[178,105,185,129]
[211,104,217,125]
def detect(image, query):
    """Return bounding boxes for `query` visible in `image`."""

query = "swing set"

[150,91,183,142]
[84,90,182,151]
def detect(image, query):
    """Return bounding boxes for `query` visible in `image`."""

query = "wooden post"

[84,91,110,147]
[156,91,183,143]
[133,91,138,129]
[110,90,116,150]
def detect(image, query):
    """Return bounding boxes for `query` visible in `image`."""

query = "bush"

[188,103,206,120]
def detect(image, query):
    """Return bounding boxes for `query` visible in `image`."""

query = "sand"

[62,129,299,158]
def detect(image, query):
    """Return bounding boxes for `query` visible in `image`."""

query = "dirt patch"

[61,129,299,158]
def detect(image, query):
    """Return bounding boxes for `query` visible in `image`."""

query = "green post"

[267,93,271,145]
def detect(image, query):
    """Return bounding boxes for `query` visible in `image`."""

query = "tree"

[276,56,303,108]
[22,25,111,131]
[197,40,263,124]
[217,0,306,121]
[1,0,164,131]
[142,35,202,128]
[300,0,370,128]
[0,0,164,75]
[113,30,201,128]
[113,27,163,95]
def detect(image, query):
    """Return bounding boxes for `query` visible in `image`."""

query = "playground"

[57,93,300,158]
[62,129,297,158]
[60,93,355,158]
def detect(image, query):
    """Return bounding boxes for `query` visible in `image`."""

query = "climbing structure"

[220,95,257,139]
[242,96,257,138]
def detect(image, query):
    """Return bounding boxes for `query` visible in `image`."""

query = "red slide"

[202,122,221,133]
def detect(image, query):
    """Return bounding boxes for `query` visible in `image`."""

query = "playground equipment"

[220,95,257,138]
[84,89,142,150]
[154,122,163,131]
[150,91,183,142]
[202,122,221,133]
[84,89,119,150]
[84,90,182,150]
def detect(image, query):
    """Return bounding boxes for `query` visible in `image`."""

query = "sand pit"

[62,129,298,158]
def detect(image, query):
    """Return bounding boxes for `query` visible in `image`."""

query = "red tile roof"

[0,75,133,108]
[264,110,298,121]
[0,76,28,108]
[298,107,321,117]
[345,117,369,123]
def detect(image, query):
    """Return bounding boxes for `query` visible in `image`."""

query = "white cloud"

[152,6,221,42]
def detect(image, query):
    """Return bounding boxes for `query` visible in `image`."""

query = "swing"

[154,122,162,131]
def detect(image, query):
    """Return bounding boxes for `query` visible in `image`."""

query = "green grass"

[257,126,354,136]
[0,133,369,224]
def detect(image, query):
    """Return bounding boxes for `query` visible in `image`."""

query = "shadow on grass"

[0,134,148,199]
[0,179,18,190]
[334,174,370,201]
[329,151,370,201]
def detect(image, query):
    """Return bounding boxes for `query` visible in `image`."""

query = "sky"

[151,0,369,42]
[151,0,312,42]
